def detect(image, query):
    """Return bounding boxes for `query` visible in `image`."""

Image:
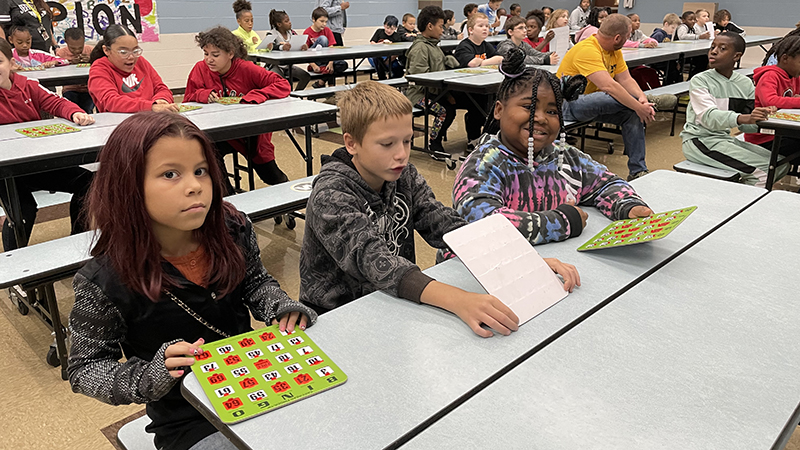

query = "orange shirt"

[164,245,210,288]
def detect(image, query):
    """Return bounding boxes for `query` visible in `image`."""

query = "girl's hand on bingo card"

[628,205,653,218]
[271,312,309,333]
[43,61,57,68]
[152,102,180,113]
[208,91,220,103]
[164,338,205,378]
[71,112,95,126]
[544,258,581,292]
[565,199,588,228]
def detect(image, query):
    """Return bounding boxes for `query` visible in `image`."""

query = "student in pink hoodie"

[0,39,93,250]
[8,24,66,68]
[745,36,800,157]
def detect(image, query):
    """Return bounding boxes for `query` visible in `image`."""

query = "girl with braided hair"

[763,21,800,66]
[745,35,800,157]
[453,48,652,246]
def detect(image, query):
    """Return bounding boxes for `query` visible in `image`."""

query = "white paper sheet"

[497,15,507,32]
[443,214,569,326]
[255,35,272,51]
[705,22,715,37]
[550,26,570,57]
[286,34,308,51]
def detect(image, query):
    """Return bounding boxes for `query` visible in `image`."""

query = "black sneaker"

[429,140,445,154]
[626,170,649,182]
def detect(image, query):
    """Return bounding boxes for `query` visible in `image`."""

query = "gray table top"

[406,35,779,93]
[181,170,765,450]
[404,189,797,450]
[0,98,336,178]
[758,109,800,133]
[24,64,90,87]
[249,35,505,65]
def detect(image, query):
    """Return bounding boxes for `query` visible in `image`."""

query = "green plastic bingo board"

[577,206,697,251]
[191,325,347,423]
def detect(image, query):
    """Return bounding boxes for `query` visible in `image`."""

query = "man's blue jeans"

[562,91,648,175]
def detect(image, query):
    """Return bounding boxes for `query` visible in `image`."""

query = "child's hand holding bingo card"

[164,337,205,378]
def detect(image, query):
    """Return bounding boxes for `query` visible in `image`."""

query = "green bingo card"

[191,325,347,423]
[577,206,697,251]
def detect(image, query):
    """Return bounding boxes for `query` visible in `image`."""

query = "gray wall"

[623,0,798,28]
[156,0,584,34]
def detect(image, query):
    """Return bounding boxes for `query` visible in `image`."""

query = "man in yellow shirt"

[557,14,654,180]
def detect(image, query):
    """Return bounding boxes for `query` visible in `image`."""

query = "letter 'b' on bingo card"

[189,324,347,423]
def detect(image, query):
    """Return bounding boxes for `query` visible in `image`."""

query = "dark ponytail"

[269,9,288,30]
[763,32,800,66]
[232,0,252,19]
[483,48,586,142]
[89,24,137,64]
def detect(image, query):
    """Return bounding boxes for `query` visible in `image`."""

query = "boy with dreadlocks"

[453,48,652,245]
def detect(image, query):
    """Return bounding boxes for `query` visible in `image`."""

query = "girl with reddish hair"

[67,112,316,450]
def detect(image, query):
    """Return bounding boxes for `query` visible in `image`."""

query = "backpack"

[629,65,662,91]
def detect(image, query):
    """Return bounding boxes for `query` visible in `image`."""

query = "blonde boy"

[651,13,681,43]
[455,12,505,67]
[299,81,524,338]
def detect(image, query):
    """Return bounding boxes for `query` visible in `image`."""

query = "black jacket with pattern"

[299,147,466,312]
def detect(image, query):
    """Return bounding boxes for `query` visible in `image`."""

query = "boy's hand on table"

[208,91,220,103]
[421,281,519,338]
[272,311,309,333]
[164,338,204,378]
[628,205,653,218]
[544,258,581,292]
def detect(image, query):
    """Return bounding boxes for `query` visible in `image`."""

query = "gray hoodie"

[496,39,553,65]
[299,148,467,312]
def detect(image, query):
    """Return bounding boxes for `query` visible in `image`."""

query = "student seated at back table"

[713,9,746,36]
[369,15,404,80]
[88,24,178,113]
[624,13,657,48]
[231,0,267,54]
[264,9,311,90]
[681,32,789,187]
[298,81,579,337]
[745,36,800,166]
[7,24,66,68]
[303,7,346,88]
[396,13,419,42]
[524,9,553,52]
[0,39,94,250]
[67,112,315,450]
[184,26,291,189]
[55,27,95,113]
[574,7,609,43]
[460,3,478,36]
[650,13,682,85]
[674,11,709,78]
[403,5,459,153]
[477,0,502,35]
[454,49,652,245]
[455,12,503,68]
[496,15,557,65]
[441,9,462,40]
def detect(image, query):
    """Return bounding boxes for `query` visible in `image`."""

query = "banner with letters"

[48,0,160,44]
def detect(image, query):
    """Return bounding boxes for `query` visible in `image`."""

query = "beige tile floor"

[1,87,799,449]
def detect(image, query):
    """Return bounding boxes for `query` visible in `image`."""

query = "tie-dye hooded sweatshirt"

[453,135,649,245]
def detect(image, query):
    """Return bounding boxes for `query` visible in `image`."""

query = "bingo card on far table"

[191,325,347,423]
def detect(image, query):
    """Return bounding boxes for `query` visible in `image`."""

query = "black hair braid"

[483,47,528,135]
[764,34,800,66]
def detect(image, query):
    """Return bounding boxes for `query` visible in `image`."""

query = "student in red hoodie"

[184,26,291,187]
[745,36,800,157]
[88,24,178,113]
[0,39,94,250]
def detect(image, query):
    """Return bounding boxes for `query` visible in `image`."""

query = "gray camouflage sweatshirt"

[299,147,466,312]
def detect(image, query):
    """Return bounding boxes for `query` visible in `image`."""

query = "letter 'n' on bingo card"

[188,324,347,423]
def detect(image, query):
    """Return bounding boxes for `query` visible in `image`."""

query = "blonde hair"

[467,11,488,30]
[663,13,681,26]
[545,8,568,30]
[337,81,413,144]
[695,8,710,17]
